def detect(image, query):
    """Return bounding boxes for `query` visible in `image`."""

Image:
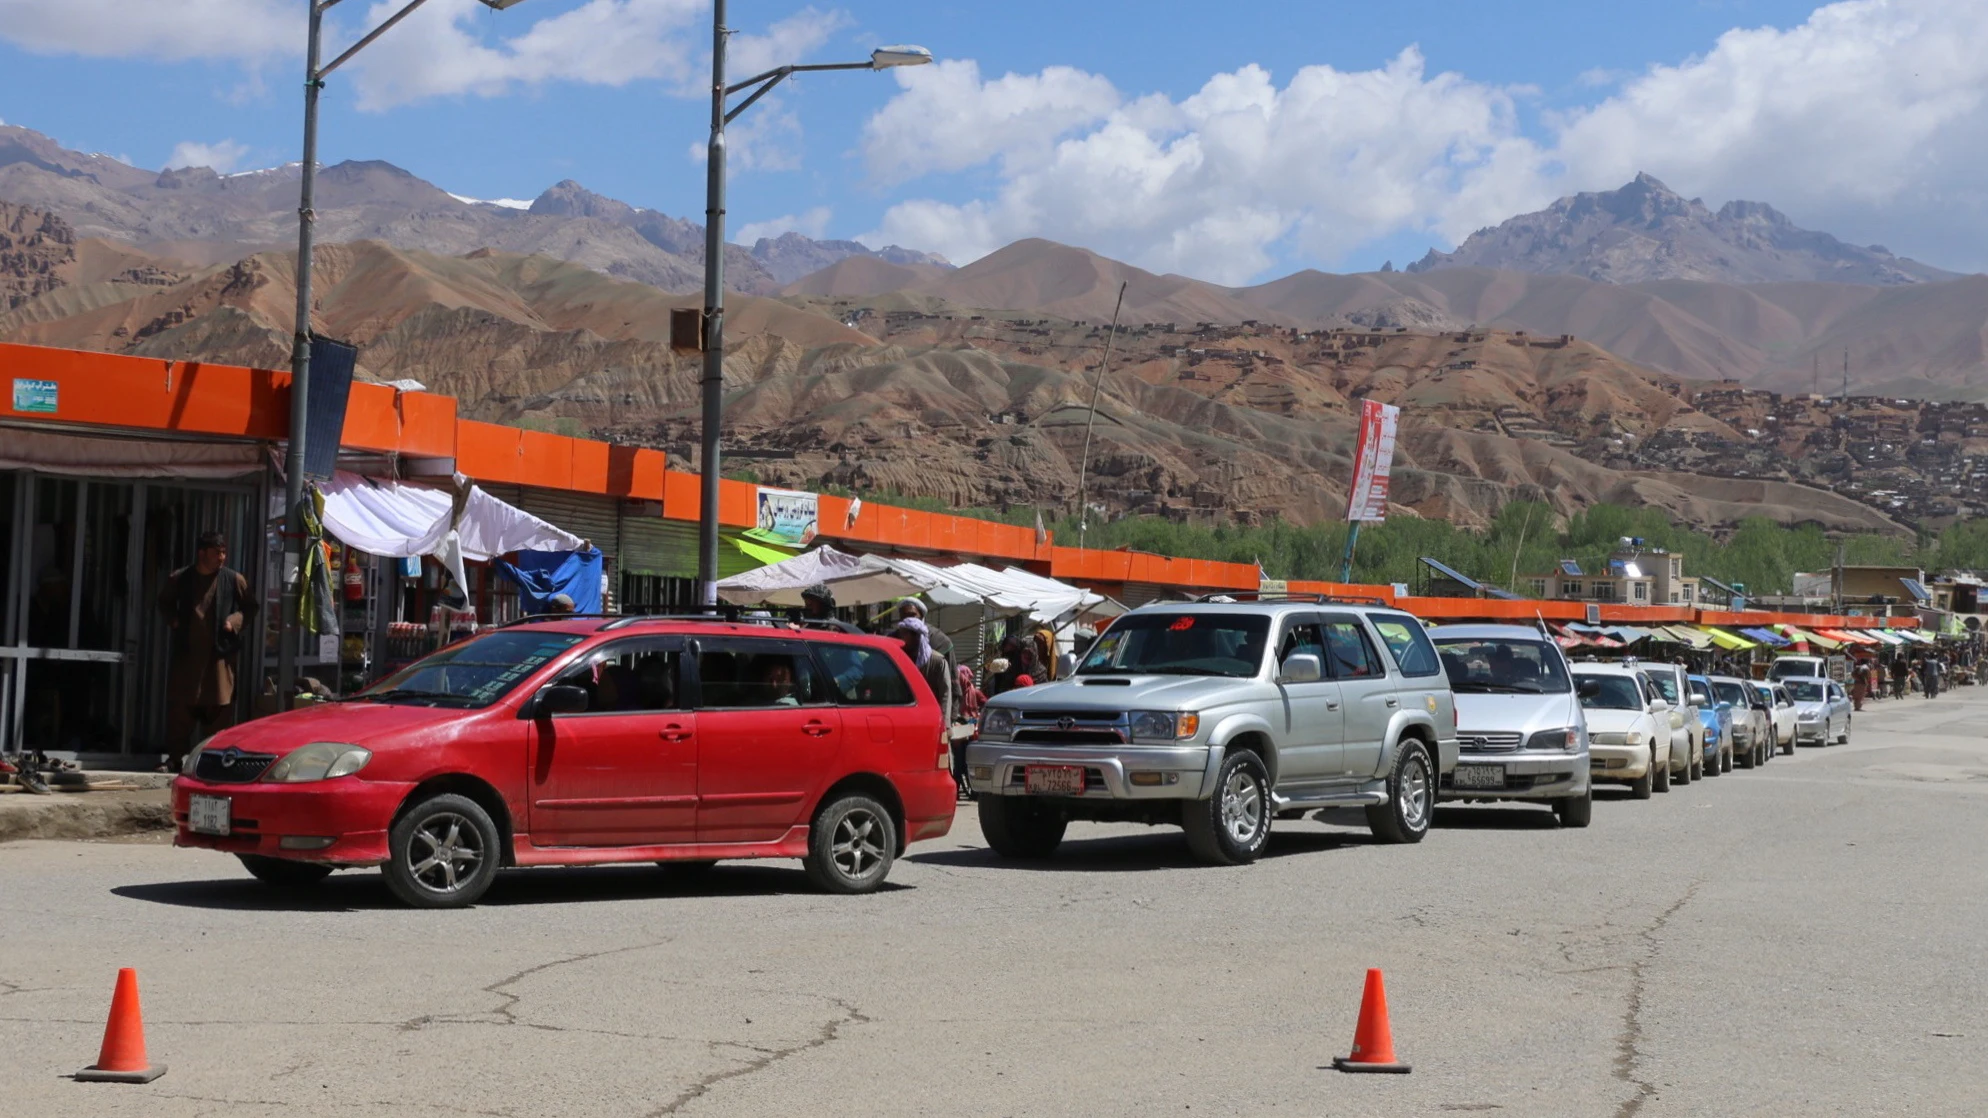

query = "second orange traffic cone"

[1331,968,1411,1074]
[75,968,166,1083]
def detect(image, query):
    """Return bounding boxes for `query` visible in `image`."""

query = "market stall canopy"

[318,471,583,561]
[1776,625,1839,650]
[881,557,1126,624]
[1740,627,1791,647]
[1698,626,1757,651]
[714,545,930,608]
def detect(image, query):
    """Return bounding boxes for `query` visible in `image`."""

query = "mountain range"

[1409,173,1954,286]
[1,118,1982,536]
[0,124,945,296]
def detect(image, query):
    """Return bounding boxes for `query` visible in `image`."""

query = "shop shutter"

[1119,582,1164,608]
[515,487,620,560]
[615,516,769,580]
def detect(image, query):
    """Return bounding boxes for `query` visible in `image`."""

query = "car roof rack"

[1189,591,1392,608]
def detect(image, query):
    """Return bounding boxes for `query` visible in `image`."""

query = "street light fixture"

[693,0,931,607]
[277,0,531,709]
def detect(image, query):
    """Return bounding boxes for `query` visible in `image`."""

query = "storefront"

[1,430,271,757]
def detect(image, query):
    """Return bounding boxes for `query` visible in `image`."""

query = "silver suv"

[964,597,1459,865]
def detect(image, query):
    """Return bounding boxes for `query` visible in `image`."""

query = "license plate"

[189,794,231,837]
[1452,764,1506,790]
[1024,765,1086,795]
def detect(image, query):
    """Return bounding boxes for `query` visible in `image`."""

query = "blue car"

[1687,674,1734,774]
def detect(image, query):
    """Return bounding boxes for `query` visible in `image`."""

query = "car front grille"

[1021,710,1124,722]
[193,749,278,784]
[1456,731,1523,752]
[1013,729,1126,746]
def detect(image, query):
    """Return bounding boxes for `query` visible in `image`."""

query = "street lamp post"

[277,0,530,709]
[694,0,930,607]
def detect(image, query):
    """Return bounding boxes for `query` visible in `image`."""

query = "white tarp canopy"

[318,471,583,561]
[715,545,931,607]
[880,557,1124,625]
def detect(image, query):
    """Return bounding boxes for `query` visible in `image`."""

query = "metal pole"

[279,1,325,710]
[1073,281,1127,551]
[1338,521,1362,584]
[696,0,728,609]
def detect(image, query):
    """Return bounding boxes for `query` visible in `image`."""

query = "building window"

[1563,581,1582,597]
[1634,583,1648,601]
[1594,585,1615,601]
[1683,586,1695,601]
[1529,579,1547,597]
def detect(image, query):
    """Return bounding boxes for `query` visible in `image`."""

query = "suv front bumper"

[964,741,1216,800]
[1440,749,1588,802]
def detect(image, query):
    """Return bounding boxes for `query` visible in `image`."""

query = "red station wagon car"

[171,616,956,907]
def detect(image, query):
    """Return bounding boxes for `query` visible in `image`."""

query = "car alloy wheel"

[831,806,889,880]
[385,793,502,908]
[1219,765,1264,846]
[407,812,485,895]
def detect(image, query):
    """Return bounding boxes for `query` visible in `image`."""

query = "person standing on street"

[156,531,257,770]
[800,583,864,634]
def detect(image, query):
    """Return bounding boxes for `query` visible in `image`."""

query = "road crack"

[642,995,870,1116]
[1613,882,1699,1118]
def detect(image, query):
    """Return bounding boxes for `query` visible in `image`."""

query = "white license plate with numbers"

[189,794,231,836]
[1453,765,1506,790]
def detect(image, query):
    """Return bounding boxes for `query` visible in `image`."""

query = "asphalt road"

[4,689,1986,1117]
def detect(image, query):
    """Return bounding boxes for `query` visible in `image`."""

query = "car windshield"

[1434,637,1570,694]
[1769,660,1819,679]
[1712,680,1750,706]
[1786,680,1827,702]
[1078,613,1269,678]
[1688,681,1713,705]
[1577,674,1645,710]
[1646,673,1681,704]
[360,631,586,707]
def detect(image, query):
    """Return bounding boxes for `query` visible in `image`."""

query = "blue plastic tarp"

[498,548,604,614]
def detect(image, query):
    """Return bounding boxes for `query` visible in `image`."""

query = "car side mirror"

[534,684,590,717]
[1577,678,1602,699]
[1649,698,1669,713]
[1279,653,1322,684]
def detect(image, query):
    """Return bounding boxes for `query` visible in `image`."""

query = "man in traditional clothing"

[156,531,257,768]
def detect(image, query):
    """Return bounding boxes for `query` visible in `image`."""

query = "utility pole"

[1074,281,1128,551]
[695,0,729,610]
[1843,347,1850,400]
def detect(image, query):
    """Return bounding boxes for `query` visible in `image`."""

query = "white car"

[1573,665,1672,799]
[1641,663,1703,784]
[1755,682,1797,755]
[1785,677,1852,746]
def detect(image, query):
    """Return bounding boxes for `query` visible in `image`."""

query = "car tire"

[1182,749,1272,865]
[1365,741,1433,845]
[1720,744,1733,774]
[1736,740,1755,769]
[803,793,897,894]
[1691,751,1704,781]
[1674,750,1691,786]
[1652,749,1671,793]
[1838,719,1851,745]
[1780,733,1795,756]
[978,796,1067,859]
[384,794,502,909]
[1554,787,1592,828]
[1630,765,1654,800]
[237,854,333,888]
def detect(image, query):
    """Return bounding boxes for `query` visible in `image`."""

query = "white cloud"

[0,0,296,61]
[860,59,1121,184]
[864,49,1529,283]
[342,0,845,111]
[736,206,832,243]
[165,139,251,173]
[863,0,1988,279]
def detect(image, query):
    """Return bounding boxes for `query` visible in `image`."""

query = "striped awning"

[1699,626,1758,651]
[1777,625,1840,650]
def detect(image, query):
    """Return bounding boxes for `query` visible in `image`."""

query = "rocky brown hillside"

[0,201,73,310]
[1409,173,1954,286]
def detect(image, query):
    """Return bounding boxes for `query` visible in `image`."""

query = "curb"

[0,792,173,844]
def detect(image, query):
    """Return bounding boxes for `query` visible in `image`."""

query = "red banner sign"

[1346,399,1399,523]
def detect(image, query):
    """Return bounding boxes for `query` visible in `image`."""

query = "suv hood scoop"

[1081,678,1133,686]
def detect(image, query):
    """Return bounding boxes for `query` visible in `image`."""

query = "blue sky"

[2,0,1982,282]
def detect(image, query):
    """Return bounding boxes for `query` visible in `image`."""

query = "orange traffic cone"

[75,968,166,1083]
[1331,968,1411,1074]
